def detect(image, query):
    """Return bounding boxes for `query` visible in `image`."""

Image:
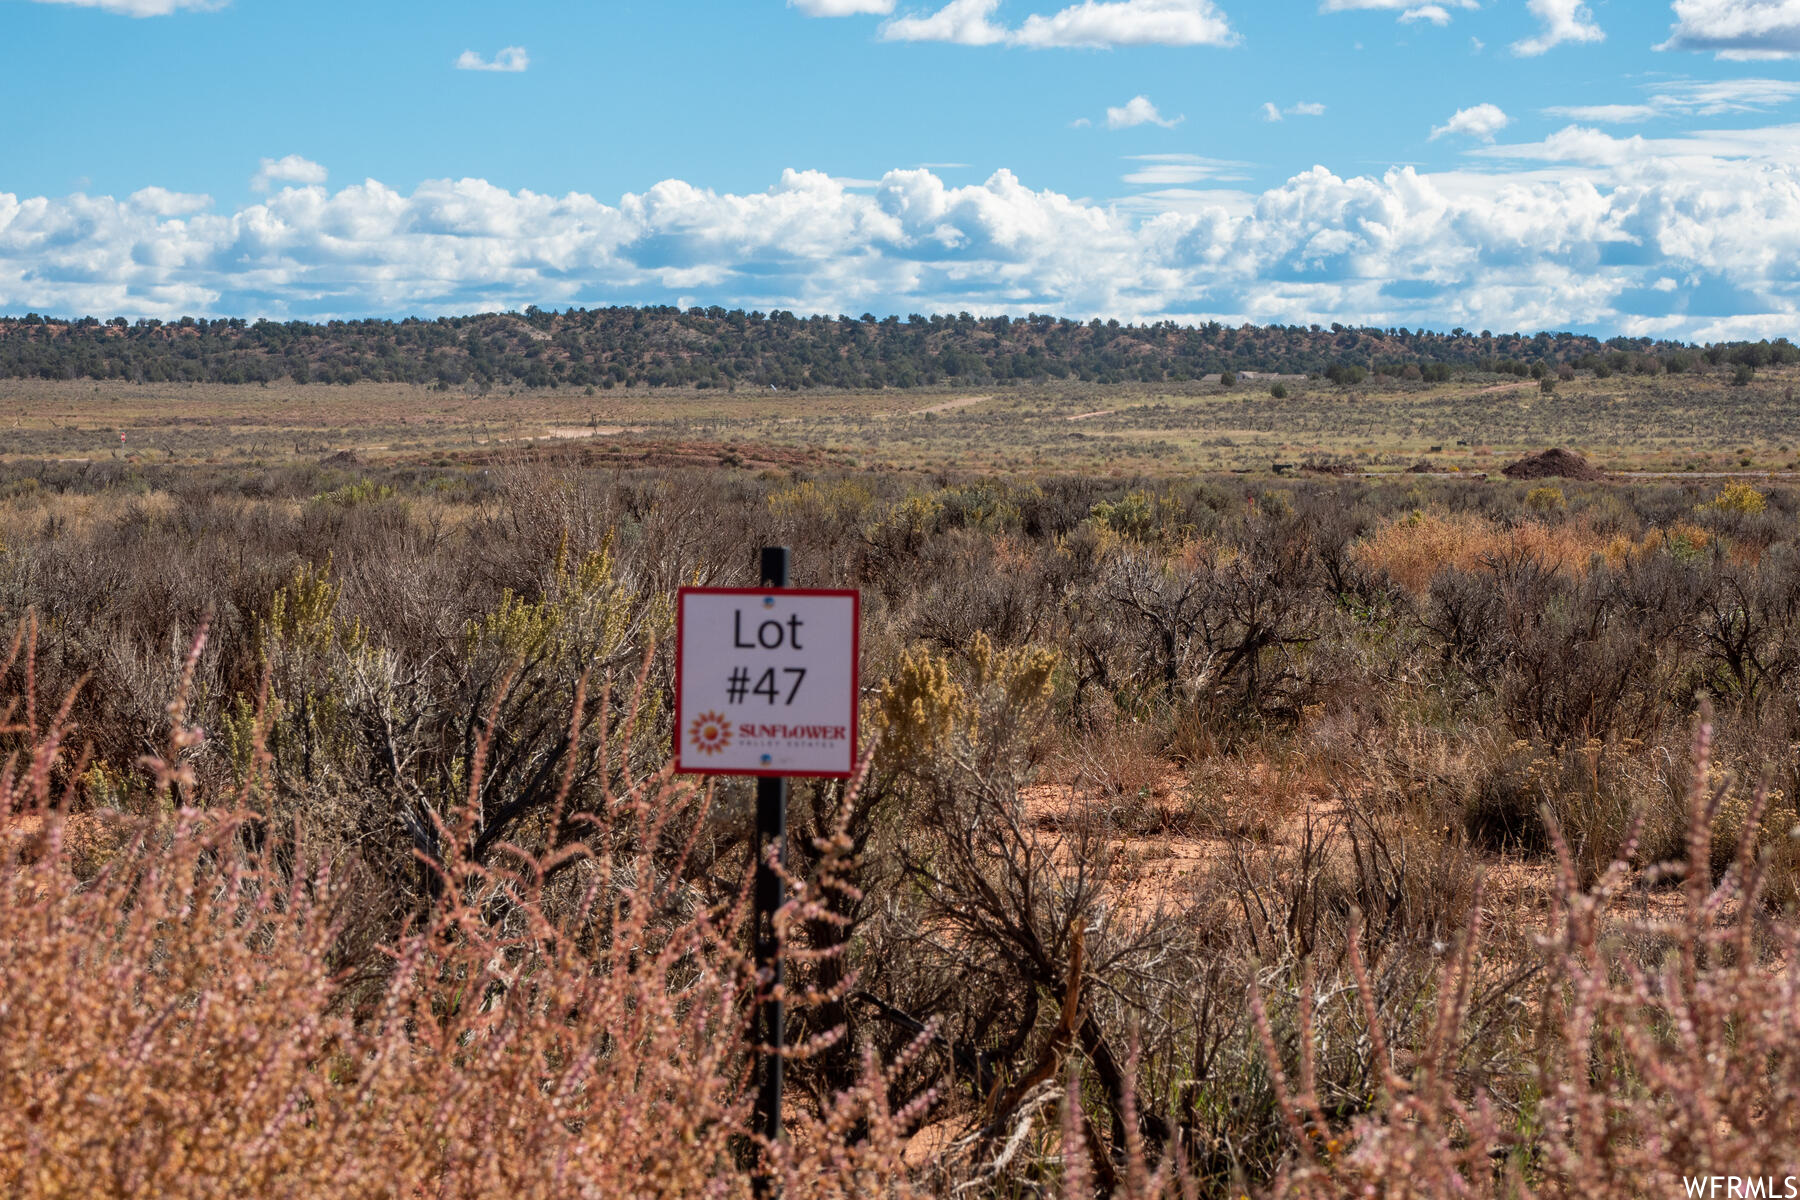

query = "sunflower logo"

[689,711,733,756]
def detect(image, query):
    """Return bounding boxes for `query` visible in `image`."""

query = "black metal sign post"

[753,545,789,1194]
[673,547,859,1199]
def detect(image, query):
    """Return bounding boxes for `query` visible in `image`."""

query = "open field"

[6,365,1800,476]
[5,375,1800,1197]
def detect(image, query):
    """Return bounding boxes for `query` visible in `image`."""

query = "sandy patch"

[543,426,637,439]
[1067,409,1115,422]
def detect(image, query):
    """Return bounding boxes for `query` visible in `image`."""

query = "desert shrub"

[311,478,397,507]
[858,633,1165,1165]
[1691,552,1800,705]
[1462,738,1550,851]
[1525,484,1565,513]
[2,804,767,1199]
[1099,535,1337,739]
[3,635,742,1197]
[766,478,879,566]
[899,528,1071,654]
[1462,736,1683,883]
[1354,508,1615,595]
[1424,549,1704,745]
[1640,517,1713,563]
[935,481,1024,532]
[1271,716,1800,1200]
[1703,481,1768,516]
[0,628,931,1200]
[1090,490,1158,542]
[864,491,946,569]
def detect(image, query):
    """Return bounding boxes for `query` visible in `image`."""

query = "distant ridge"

[1,306,1793,391]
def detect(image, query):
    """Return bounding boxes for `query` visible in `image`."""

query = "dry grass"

[0,646,925,1200]
[1354,509,1621,594]
[6,626,1800,1197]
[10,366,1800,476]
[5,455,1800,1197]
[1271,715,1800,1200]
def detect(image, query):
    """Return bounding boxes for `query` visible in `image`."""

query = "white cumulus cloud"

[1401,6,1453,25]
[1318,0,1476,23]
[1470,124,1647,165]
[881,0,1009,42]
[883,0,1236,47]
[1264,100,1327,121]
[1013,0,1237,47]
[251,156,328,194]
[1431,102,1511,140]
[455,46,530,72]
[1513,0,1604,56]
[1105,96,1183,128]
[1660,0,1800,59]
[26,0,224,14]
[15,135,1800,340]
[790,0,895,13]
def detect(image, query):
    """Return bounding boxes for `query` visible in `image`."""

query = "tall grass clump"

[1259,709,1800,1198]
[1354,508,1618,595]
[0,621,918,1199]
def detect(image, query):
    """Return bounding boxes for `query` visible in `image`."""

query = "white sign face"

[674,587,861,777]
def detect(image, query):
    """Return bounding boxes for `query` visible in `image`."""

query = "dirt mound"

[1299,459,1354,476]
[318,449,364,467]
[1501,448,1607,481]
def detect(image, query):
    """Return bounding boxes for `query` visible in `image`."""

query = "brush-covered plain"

[6,363,1800,476]
[4,374,1800,1197]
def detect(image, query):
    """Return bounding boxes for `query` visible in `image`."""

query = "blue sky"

[5,0,1800,339]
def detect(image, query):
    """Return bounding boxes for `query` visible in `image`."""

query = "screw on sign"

[673,549,860,1197]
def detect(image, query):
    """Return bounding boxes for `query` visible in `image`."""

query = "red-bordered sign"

[674,586,861,777]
